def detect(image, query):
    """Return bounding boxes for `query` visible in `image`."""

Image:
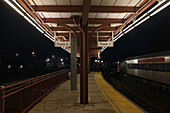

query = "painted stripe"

[95,72,144,113]
[95,74,122,113]
[138,57,165,63]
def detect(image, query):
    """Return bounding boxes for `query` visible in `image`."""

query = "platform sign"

[54,41,70,47]
[97,41,113,47]
[54,32,71,47]
[96,31,114,47]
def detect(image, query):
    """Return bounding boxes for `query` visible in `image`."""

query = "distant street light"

[16,53,19,56]
[101,61,103,63]
[46,58,50,62]
[61,58,63,62]
[8,65,11,69]
[95,60,97,62]
[20,65,23,69]
[32,51,36,57]
[52,55,55,59]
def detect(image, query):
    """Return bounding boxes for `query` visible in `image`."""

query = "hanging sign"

[97,41,113,47]
[97,31,114,47]
[54,41,70,47]
[54,32,71,47]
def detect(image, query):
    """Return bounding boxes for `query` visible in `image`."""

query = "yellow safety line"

[95,73,121,113]
[95,72,144,113]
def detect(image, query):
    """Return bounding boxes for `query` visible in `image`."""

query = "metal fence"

[0,70,69,113]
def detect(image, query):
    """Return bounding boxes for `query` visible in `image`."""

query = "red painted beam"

[138,57,165,63]
[50,27,117,31]
[56,32,112,37]
[32,5,140,13]
[42,18,126,24]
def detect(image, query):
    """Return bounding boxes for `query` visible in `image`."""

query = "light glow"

[133,13,148,24]
[37,23,45,31]
[24,16,36,27]
[150,1,170,16]
[148,0,166,14]
[20,65,23,69]
[114,33,123,42]
[61,58,63,62]
[135,16,150,27]
[124,27,134,34]
[46,32,55,40]
[101,0,169,54]
[13,0,26,13]
[36,26,44,34]
[46,58,50,62]
[8,65,11,69]
[26,13,45,32]
[4,0,56,44]
[123,23,133,32]
[4,0,24,16]
[44,34,55,42]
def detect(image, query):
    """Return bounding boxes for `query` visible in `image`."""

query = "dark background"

[0,1,170,63]
[101,6,170,62]
[0,1,70,64]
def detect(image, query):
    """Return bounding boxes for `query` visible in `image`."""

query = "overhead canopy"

[4,0,170,57]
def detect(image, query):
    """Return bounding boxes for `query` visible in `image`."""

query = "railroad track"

[103,71,166,113]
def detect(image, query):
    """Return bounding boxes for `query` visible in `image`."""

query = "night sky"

[0,1,70,63]
[0,1,170,63]
[101,6,170,62]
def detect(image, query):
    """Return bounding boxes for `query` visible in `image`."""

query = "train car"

[121,51,170,85]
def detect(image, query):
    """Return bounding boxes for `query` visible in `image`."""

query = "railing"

[0,70,69,113]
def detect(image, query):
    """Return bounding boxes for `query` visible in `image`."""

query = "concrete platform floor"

[28,72,115,113]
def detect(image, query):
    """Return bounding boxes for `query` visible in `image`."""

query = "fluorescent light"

[24,16,36,27]
[150,1,170,16]
[135,16,150,27]
[101,0,169,53]
[44,34,55,42]
[26,13,37,23]
[37,24,45,31]
[148,0,166,14]
[114,34,123,42]
[133,13,148,24]
[26,13,45,31]
[123,24,133,32]
[46,32,55,40]
[117,33,123,40]
[46,32,52,37]
[4,0,55,43]
[124,27,134,34]
[36,26,44,34]
[4,0,24,16]
[114,31,122,39]
[25,10,45,32]
[13,0,26,13]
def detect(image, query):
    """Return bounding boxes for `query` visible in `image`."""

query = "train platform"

[28,72,145,113]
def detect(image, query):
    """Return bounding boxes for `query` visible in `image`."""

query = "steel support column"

[71,37,77,90]
[80,21,88,104]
